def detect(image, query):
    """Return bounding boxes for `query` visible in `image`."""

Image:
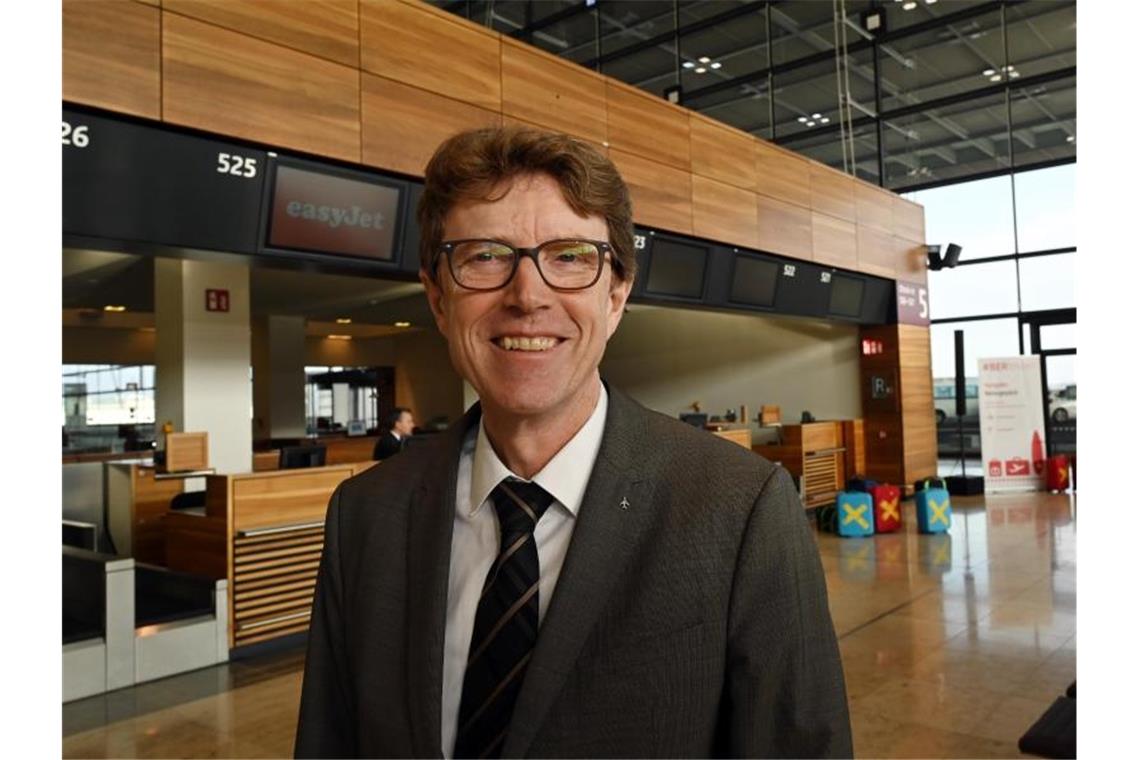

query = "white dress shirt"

[440,382,609,757]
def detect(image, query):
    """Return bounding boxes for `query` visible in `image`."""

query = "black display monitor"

[728,254,780,308]
[680,413,708,428]
[644,237,708,300]
[264,159,404,261]
[829,274,865,318]
[279,445,327,470]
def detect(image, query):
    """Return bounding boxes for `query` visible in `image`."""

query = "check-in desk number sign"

[62,120,91,148]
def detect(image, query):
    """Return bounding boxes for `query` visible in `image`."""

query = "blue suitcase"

[836,491,874,537]
[915,479,952,534]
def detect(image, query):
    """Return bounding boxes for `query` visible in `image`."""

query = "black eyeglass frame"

[433,238,619,292]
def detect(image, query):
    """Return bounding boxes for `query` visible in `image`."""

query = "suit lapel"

[406,404,481,758]
[503,386,658,757]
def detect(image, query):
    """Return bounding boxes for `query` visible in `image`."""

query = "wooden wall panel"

[610,149,693,235]
[606,81,689,171]
[895,237,929,283]
[163,0,359,66]
[811,212,857,270]
[855,183,894,233]
[856,225,897,279]
[163,13,360,162]
[690,116,757,190]
[500,114,609,158]
[755,140,811,208]
[63,0,161,119]
[756,194,812,261]
[692,176,758,249]
[810,164,856,221]
[360,0,500,111]
[362,74,501,177]
[898,324,937,484]
[893,195,926,242]
[501,39,606,144]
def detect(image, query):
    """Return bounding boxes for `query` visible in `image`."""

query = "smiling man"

[295,127,851,759]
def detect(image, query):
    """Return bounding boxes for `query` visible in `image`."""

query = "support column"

[251,315,307,441]
[155,258,252,474]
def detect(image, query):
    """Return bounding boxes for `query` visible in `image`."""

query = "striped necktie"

[453,478,555,759]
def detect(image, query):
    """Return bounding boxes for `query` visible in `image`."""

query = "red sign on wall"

[205,289,230,312]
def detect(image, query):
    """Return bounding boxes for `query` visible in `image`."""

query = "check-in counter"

[753,420,864,508]
[165,460,376,649]
[106,460,214,565]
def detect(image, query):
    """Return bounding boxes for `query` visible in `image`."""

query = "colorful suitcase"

[914,477,946,494]
[1046,455,1070,492]
[816,503,838,533]
[915,480,952,534]
[836,491,874,537]
[871,483,902,533]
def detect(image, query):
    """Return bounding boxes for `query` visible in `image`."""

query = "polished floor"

[63,491,1076,758]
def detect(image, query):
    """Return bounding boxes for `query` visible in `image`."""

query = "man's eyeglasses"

[434,238,616,291]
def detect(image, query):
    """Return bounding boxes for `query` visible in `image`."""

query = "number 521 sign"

[896,281,930,326]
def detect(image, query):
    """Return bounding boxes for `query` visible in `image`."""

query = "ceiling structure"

[431,0,1075,190]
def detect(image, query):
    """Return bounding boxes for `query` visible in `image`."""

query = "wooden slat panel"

[756,194,812,261]
[234,595,314,619]
[234,550,323,574]
[692,176,758,249]
[689,115,756,190]
[755,140,811,208]
[810,164,856,221]
[63,0,161,119]
[605,81,690,171]
[234,559,321,583]
[893,195,926,242]
[609,149,693,236]
[362,73,501,177]
[163,0,359,66]
[359,0,500,110]
[856,224,897,278]
[501,39,606,143]
[235,533,323,555]
[233,568,319,593]
[235,611,311,637]
[234,525,325,546]
[235,577,318,602]
[812,212,858,270]
[163,12,360,162]
[233,542,322,564]
[234,621,311,647]
[855,182,894,233]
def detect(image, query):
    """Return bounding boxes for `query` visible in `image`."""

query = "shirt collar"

[469,382,609,519]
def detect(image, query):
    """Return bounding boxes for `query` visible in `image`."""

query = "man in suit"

[374,407,415,461]
[296,127,852,758]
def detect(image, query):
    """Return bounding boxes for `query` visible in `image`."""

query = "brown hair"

[417,126,636,284]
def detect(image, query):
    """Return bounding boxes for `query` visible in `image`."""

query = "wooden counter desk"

[164,460,376,649]
[752,420,864,508]
[106,460,215,565]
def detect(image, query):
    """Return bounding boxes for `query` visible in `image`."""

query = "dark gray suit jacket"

[295,385,852,758]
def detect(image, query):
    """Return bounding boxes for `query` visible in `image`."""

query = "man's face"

[395,411,415,436]
[421,173,632,424]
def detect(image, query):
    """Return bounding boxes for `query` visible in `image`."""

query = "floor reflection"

[64,491,1076,759]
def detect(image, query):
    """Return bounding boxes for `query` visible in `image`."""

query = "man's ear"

[420,268,449,334]
[605,275,633,339]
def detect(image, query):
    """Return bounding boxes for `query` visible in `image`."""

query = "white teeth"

[498,336,558,351]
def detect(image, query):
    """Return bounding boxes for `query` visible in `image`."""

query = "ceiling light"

[805,121,816,127]
[327,334,352,340]
[820,117,830,124]
[812,113,822,119]
[903,1,917,9]
[1066,135,1075,143]
[682,61,695,69]
[698,56,710,64]
[983,68,995,76]
[798,116,808,123]
[335,317,352,324]
[104,305,126,312]
[394,321,411,328]
[989,74,1002,82]
[925,0,938,4]
[695,67,706,74]
[709,61,721,69]
[1009,70,1020,78]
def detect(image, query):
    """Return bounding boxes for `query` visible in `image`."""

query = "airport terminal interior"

[60,0,1076,757]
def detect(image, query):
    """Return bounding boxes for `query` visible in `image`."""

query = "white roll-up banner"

[978,356,1047,493]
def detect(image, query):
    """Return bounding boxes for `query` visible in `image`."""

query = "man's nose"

[503,254,551,310]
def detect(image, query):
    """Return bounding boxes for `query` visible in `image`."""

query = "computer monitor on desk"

[279,445,327,470]
[680,413,708,428]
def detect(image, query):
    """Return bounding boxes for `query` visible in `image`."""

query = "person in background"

[373,407,415,461]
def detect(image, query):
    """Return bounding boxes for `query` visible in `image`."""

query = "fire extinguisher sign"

[977,356,1047,493]
[205,289,230,313]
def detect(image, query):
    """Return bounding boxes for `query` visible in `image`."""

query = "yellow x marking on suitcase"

[930,499,950,527]
[878,499,900,522]
[842,502,870,530]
